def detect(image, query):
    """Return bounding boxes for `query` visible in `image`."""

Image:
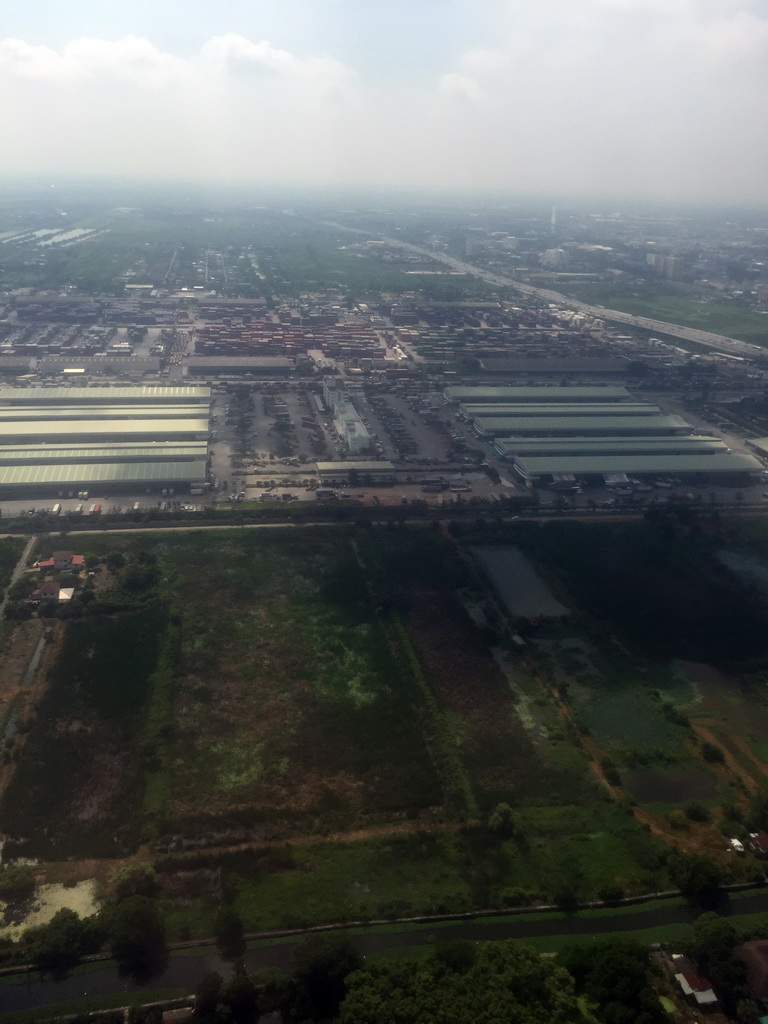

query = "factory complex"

[444,386,763,488]
[0,386,211,498]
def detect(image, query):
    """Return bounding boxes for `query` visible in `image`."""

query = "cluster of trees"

[195,933,363,1024]
[0,864,169,979]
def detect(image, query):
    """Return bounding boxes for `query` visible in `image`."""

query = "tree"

[342,940,580,1024]
[668,852,723,906]
[26,908,102,974]
[214,906,246,962]
[487,802,517,839]
[287,934,363,1023]
[221,969,258,1023]
[105,551,126,572]
[195,971,224,1018]
[109,895,168,978]
[0,865,36,902]
[112,863,161,901]
[558,939,666,1024]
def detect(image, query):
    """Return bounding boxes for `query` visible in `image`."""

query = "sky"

[1,0,768,204]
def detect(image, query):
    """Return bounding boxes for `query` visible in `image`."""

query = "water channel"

[5,890,768,1015]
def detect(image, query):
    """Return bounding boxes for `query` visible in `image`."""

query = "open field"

[9,521,768,932]
[559,281,768,345]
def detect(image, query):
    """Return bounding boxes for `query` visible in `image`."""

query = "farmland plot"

[149,529,441,839]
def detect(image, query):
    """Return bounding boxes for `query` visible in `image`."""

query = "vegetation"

[342,939,581,1024]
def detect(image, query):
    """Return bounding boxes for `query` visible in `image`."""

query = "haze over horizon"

[2,0,768,206]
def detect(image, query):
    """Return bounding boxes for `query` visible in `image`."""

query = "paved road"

[0,535,36,619]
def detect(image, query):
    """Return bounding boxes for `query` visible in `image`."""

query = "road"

[322,220,765,360]
[0,535,37,619]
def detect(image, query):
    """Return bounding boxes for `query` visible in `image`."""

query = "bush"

[685,803,712,824]
[0,865,36,902]
[702,741,725,764]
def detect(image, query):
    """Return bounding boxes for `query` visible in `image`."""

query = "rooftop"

[0,386,211,404]
[514,452,762,477]
[0,459,208,488]
[445,385,632,402]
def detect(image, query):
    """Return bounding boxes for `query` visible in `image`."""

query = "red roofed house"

[736,941,768,1003]
[750,834,768,858]
[671,954,718,1007]
[37,551,85,572]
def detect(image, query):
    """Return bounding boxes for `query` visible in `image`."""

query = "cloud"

[0,35,190,86]
[0,33,352,92]
[438,72,487,103]
[199,34,352,93]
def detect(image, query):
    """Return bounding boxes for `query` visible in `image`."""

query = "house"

[749,834,768,857]
[37,551,85,572]
[30,581,62,602]
[736,941,768,1003]
[671,954,718,1007]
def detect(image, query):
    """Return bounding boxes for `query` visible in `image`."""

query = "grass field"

[559,281,768,345]
[10,521,768,931]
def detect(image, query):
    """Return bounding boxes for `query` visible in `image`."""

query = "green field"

[559,281,768,344]
[8,521,768,933]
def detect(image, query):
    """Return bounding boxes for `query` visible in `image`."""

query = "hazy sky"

[2,0,767,203]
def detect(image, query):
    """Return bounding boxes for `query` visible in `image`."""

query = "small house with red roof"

[671,954,718,1007]
[37,551,85,572]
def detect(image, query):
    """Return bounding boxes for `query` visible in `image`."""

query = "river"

[5,890,768,1015]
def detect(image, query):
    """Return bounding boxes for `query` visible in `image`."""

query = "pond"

[622,767,720,804]
[472,547,570,618]
[717,550,768,588]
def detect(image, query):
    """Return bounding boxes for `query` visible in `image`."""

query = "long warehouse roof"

[445,386,632,402]
[0,386,211,404]
[495,437,726,454]
[514,453,762,476]
[0,404,210,421]
[0,460,208,488]
[475,415,688,433]
[0,443,208,464]
[0,419,210,439]
[461,403,658,418]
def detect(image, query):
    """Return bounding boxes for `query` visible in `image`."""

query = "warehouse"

[745,438,768,460]
[185,356,292,377]
[0,386,212,496]
[494,436,727,459]
[316,461,395,484]
[0,442,209,466]
[444,385,632,404]
[0,419,210,444]
[0,404,209,422]
[0,385,211,405]
[477,357,629,377]
[512,452,762,485]
[458,402,657,422]
[0,460,208,498]
[473,414,689,439]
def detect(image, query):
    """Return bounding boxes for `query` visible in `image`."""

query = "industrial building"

[473,414,689,439]
[316,461,395,484]
[493,436,727,459]
[512,452,762,485]
[0,386,211,497]
[0,386,210,405]
[459,402,657,422]
[185,356,293,377]
[323,380,372,454]
[444,385,633,404]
